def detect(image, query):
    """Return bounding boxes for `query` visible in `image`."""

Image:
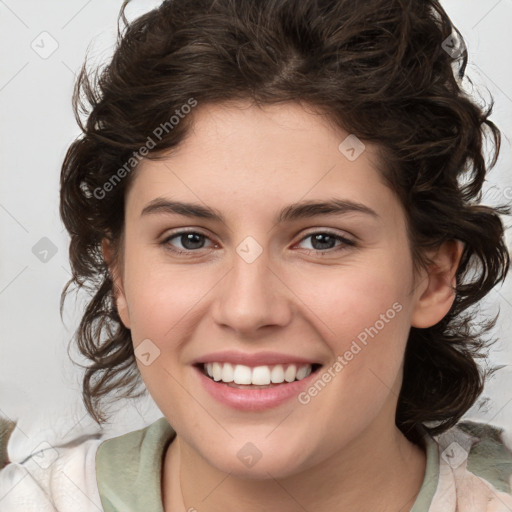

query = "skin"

[103,100,463,512]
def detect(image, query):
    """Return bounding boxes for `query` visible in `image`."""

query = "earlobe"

[101,238,131,329]
[411,240,465,329]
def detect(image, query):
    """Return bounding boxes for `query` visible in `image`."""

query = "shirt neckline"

[409,433,441,511]
[96,418,439,512]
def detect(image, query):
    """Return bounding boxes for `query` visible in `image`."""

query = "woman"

[1,0,511,510]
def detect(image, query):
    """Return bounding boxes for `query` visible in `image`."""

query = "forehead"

[125,101,400,224]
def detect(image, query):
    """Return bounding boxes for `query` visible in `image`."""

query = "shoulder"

[459,420,512,493]
[0,415,175,512]
[96,415,174,468]
[95,417,175,512]
[429,420,512,511]
[0,416,104,512]
[442,420,512,494]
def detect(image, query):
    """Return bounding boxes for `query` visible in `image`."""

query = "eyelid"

[161,228,216,248]
[297,228,355,243]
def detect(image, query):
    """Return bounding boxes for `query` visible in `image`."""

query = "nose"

[211,244,293,336]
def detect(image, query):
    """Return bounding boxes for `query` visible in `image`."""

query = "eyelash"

[160,229,356,256]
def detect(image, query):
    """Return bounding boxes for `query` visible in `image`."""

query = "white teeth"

[251,366,271,385]
[284,364,297,382]
[270,365,285,383]
[296,365,309,380]
[233,364,252,384]
[212,362,222,381]
[203,362,313,385]
[221,362,234,382]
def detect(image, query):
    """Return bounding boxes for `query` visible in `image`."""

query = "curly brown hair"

[59,0,510,442]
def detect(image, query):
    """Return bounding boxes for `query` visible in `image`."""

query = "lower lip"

[194,365,320,411]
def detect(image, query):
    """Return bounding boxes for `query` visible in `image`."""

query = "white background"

[0,0,511,457]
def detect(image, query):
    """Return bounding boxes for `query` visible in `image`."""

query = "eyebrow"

[140,197,379,223]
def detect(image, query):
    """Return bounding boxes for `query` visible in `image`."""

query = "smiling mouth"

[194,362,323,388]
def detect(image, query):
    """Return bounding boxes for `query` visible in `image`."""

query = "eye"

[161,230,215,255]
[160,229,355,256]
[295,231,355,253]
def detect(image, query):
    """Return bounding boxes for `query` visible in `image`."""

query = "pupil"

[182,233,203,250]
[312,233,334,250]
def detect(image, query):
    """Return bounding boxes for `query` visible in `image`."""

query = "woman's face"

[109,100,446,478]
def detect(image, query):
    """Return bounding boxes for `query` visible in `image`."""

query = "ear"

[102,238,131,329]
[411,240,464,328]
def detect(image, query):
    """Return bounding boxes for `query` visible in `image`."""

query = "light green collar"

[96,418,438,511]
[96,417,175,512]
[410,434,440,512]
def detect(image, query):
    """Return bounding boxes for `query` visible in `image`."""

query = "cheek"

[298,260,410,342]
[292,259,413,398]
[123,246,215,339]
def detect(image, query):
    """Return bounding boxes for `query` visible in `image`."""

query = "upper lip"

[192,350,322,367]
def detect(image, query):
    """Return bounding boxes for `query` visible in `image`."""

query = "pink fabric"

[429,431,512,512]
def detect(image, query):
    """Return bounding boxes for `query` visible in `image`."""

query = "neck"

[162,418,426,512]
